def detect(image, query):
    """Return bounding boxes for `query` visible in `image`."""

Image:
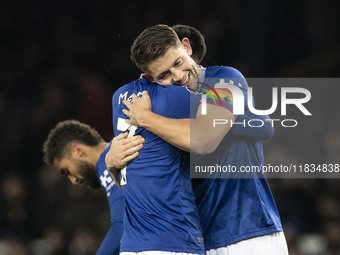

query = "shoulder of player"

[112,78,143,95]
[207,65,245,79]
[95,142,112,180]
[96,145,110,173]
[163,84,189,93]
[112,78,162,99]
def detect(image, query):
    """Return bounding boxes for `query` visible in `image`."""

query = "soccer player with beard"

[108,24,288,255]
[42,120,144,255]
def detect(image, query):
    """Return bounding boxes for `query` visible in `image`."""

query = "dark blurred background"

[1,0,340,254]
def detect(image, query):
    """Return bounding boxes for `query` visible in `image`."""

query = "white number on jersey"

[117,117,137,186]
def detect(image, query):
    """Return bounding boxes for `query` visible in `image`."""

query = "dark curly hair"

[42,120,104,166]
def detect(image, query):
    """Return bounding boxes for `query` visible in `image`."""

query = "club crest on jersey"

[100,170,115,196]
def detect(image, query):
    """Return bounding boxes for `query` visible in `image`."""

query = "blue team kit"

[96,142,124,255]
[112,80,204,253]
[103,66,282,253]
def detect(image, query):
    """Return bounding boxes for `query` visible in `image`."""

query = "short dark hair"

[172,24,206,64]
[130,24,181,73]
[43,120,104,166]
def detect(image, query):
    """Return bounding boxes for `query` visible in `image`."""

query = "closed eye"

[174,59,182,67]
[158,72,170,81]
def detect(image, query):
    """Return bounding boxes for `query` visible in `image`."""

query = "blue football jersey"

[192,66,282,250]
[112,79,204,254]
[96,142,125,255]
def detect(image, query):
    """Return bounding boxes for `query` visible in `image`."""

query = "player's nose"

[171,69,185,85]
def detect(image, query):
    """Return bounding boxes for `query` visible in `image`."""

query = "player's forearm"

[138,111,231,155]
[190,116,230,154]
[138,111,191,151]
[190,104,235,154]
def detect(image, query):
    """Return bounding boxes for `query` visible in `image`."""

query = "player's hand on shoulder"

[122,91,152,127]
[105,132,145,170]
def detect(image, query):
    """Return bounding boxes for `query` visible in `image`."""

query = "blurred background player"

[42,120,143,255]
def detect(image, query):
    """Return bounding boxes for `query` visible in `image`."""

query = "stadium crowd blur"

[1,1,340,254]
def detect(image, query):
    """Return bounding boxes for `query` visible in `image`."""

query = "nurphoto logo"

[198,79,312,128]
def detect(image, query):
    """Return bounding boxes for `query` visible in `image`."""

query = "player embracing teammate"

[43,24,289,255]
[106,24,288,255]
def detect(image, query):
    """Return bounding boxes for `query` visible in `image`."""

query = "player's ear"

[71,143,85,158]
[141,73,157,83]
[181,37,192,56]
